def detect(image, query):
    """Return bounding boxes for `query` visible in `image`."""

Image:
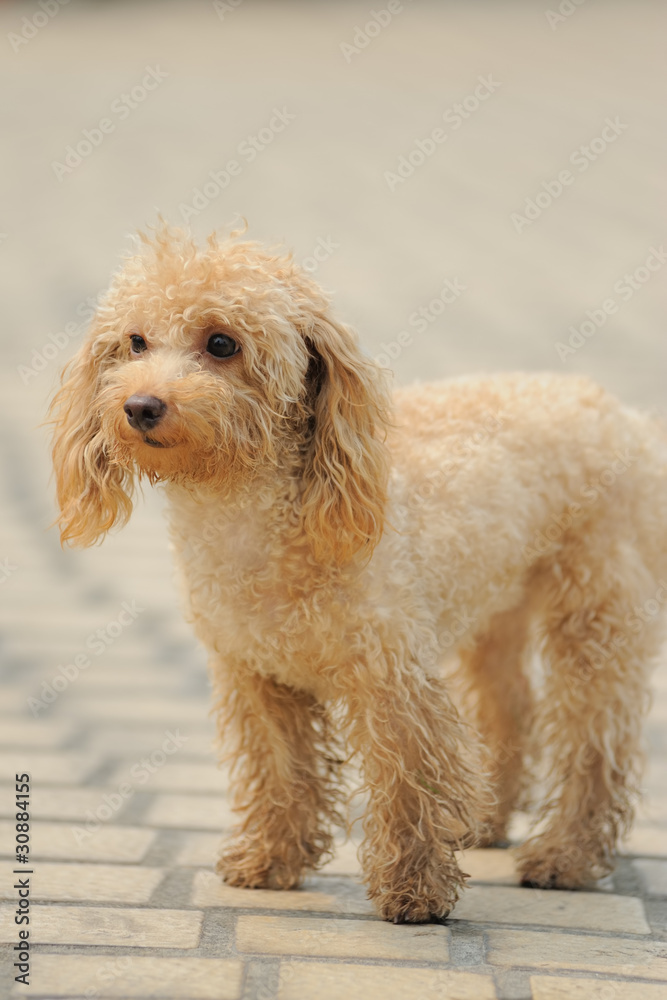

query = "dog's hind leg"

[458,601,535,846]
[516,531,661,888]
[214,668,343,890]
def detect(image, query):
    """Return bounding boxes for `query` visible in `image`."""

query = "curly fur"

[50,224,667,921]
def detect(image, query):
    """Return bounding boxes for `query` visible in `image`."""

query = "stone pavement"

[1,0,666,997]
[0,499,666,1000]
[0,495,666,1000]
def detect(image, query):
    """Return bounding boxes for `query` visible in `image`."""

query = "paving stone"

[486,929,667,979]
[106,759,228,793]
[24,955,243,998]
[277,962,497,1000]
[1,607,127,629]
[174,831,220,867]
[0,717,75,748]
[633,858,667,896]
[4,634,106,655]
[456,849,518,885]
[143,792,233,830]
[237,914,450,961]
[641,798,667,824]
[0,903,202,947]
[622,825,667,857]
[451,885,650,934]
[0,784,133,821]
[530,976,667,999]
[0,861,164,902]
[192,870,375,916]
[319,838,361,876]
[0,691,30,713]
[84,727,216,758]
[635,776,667,818]
[507,812,532,842]
[0,820,155,862]
[69,666,187,688]
[66,696,207,723]
[0,750,99,784]
[4,623,130,648]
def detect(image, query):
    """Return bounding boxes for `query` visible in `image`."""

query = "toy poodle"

[50,225,667,922]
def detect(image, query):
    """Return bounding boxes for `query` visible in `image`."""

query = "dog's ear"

[50,319,133,547]
[300,311,390,565]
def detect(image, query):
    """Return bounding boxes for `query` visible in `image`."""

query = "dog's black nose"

[124,395,166,432]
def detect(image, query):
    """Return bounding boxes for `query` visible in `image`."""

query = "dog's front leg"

[341,659,492,922]
[213,667,342,890]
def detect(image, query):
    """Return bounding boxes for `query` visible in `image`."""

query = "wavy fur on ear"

[50,319,133,547]
[300,312,391,565]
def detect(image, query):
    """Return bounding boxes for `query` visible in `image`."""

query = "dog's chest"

[165,491,351,689]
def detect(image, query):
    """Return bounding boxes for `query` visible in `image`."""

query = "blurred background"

[0,0,666,906]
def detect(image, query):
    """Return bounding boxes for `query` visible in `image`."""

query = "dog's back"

[387,372,667,629]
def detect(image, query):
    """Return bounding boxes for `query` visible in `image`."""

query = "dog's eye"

[130,334,147,355]
[207,332,239,359]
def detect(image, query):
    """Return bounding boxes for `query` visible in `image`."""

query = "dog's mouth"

[143,436,174,449]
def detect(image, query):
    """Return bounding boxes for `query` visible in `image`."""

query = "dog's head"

[50,225,390,564]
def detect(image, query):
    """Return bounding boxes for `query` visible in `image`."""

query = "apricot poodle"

[50,225,667,922]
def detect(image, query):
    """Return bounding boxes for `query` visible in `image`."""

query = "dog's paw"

[373,878,458,923]
[367,856,464,923]
[515,841,607,890]
[378,895,452,924]
[517,867,583,890]
[217,839,303,890]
